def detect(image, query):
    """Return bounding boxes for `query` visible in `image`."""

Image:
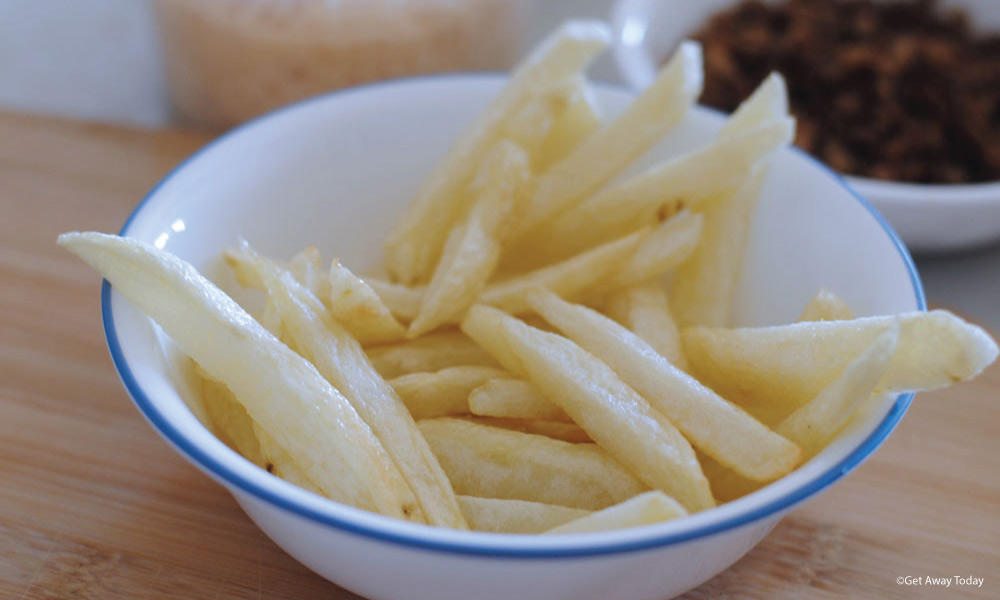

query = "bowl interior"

[107,75,922,554]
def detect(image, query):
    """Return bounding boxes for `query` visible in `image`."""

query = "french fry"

[201,375,266,468]
[366,278,423,322]
[481,229,644,314]
[203,372,324,495]
[458,496,590,534]
[604,282,688,370]
[226,242,406,344]
[418,417,647,510]
[798,288,854,322]
[544,491,687,534]
[514,41,704,234]
[466,305,714,511]
[460,304,524,372]
[388,366,509,419]
[370,214,698,329]
[288,245,331,303]
[251,421,325,495]
[671,168,768,327]
[468,379,569,422]
[776,326,899,455]
[506,119,791,268]
[224,239,332,303]
[501,90,560,165]
[717,72,789,138]
[600,209,703,291]
[256,298,283,338]
[536,76,602,171]
[697,451,765,503]
[383,21,611,284]
[247,254,467,528]
[224,239,269,290]
[527,290,800,481]
[366,330,500,379]
[460,416,590,444]
[58,232,420,522]
[683,310,1000,422]
[483,211,700,314]
[328,260,408,345]
[409,140,531,336]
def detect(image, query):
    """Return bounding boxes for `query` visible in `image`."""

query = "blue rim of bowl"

[101,74,926,558]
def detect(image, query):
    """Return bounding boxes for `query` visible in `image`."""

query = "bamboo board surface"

[2,111,997,599]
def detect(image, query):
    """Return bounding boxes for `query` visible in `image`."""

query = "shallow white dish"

[104,75,924,600]
[611,0,1000,253]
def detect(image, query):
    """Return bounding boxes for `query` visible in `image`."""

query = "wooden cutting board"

[2,111,997,600]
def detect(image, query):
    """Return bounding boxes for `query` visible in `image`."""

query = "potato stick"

[601,210,703,291]
[327,260,408,345]
[418,417,647,510]
[481,230,644,314]
[545,491,687,534]
[461,304,525,373]
[507,119,791,268]
[468,379,570,422]
[256,298,283,338]
[776,327,899,455]
[458,496,590,534]
[604,282,688,370]
[388,366,509,419]
[201,375,266,468]
[514,41,704,234]
[475,307,714,511]
[798,288,855,322]
[224,239,332,302]
[697,452,766,504]
[718,72,789,139]
[535,76,602,172]
[383,21,611,284]
[375,220,686,328]
[683,310,999,422]
[288,245,331,304]
[251,421,325,496]
[58,232,417,521]
[528,290,800,481]
[460,417,591,444]
[198,376,326,496]
[224,240,269,290]
[502,95,558,165]
[251,259,467,529]
[203,372,323,495]
[410,140,531,336]
[366,278,423,322]
[671,168,768,328]
[366,330,500,379]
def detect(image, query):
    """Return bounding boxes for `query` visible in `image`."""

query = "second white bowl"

[611,0,1000,253]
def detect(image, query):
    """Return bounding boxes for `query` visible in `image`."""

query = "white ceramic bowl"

[104,75,924,600]
[611,0,1000,253]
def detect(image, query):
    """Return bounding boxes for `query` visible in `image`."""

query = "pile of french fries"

[59,21,998,535]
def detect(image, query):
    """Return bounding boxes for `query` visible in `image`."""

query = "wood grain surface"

[2,111,997,600]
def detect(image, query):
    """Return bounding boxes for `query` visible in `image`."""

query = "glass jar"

[153,0,536,130]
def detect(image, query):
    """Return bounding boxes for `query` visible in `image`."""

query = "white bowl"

[104,75,924,600]
[611,0,1000,253]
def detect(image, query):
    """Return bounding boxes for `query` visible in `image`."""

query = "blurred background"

[1,0,996,331]
[0,0,618,129]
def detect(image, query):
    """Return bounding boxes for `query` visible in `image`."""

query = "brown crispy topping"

[690,0,1000,183]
